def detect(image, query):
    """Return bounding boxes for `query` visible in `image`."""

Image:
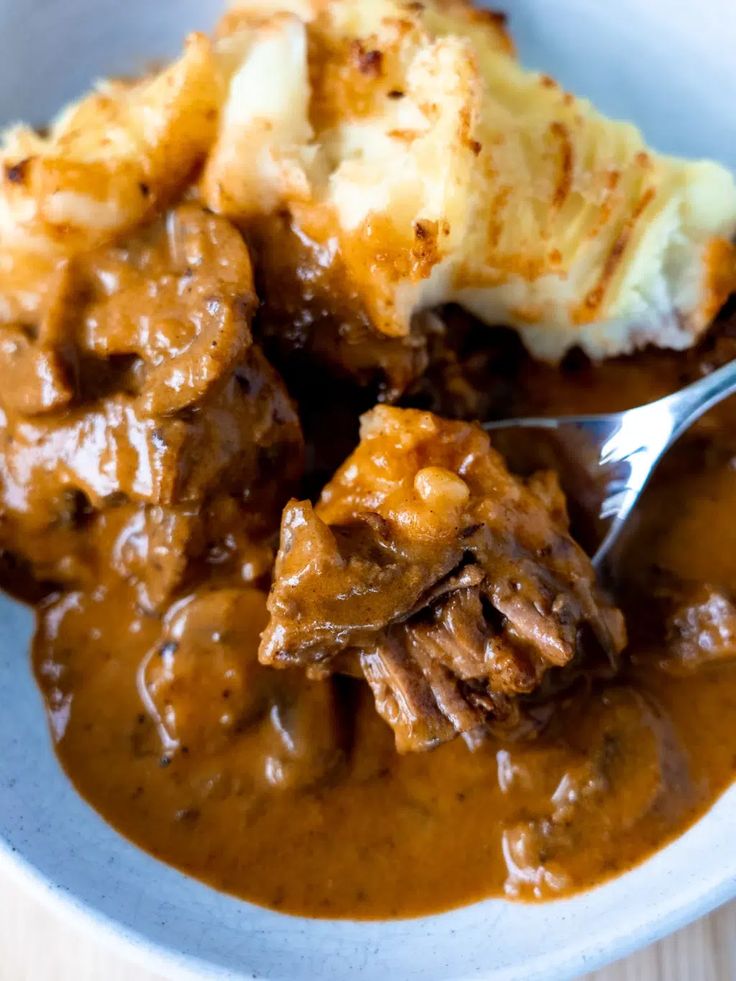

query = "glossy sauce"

[28,320,736,918]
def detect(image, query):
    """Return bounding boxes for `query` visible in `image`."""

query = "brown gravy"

[27,317,736,918]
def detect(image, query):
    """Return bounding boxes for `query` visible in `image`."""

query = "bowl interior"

[1,1,735,979]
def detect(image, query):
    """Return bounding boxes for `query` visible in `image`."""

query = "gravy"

[28,318,736,917]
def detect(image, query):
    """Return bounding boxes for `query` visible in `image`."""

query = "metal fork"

[484,358,736,570]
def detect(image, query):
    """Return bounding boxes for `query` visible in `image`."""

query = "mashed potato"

[1,34,218,256]
[203,0,736,360]
[2,0,735,360]
[0,34,219,322]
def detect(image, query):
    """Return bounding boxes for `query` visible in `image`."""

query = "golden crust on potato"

[203,0,736,361]
[0,33,219,261]
[1,0,735,362]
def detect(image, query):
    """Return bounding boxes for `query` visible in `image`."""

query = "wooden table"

[1,870,734,980]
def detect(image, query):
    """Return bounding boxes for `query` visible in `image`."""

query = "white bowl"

[1,1,735,978]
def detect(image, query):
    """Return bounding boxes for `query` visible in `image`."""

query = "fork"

[484,358,736,570]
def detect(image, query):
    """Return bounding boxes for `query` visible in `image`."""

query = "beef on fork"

[260,405,626,752]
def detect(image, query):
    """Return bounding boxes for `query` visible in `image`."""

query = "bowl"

[1,1,735,978]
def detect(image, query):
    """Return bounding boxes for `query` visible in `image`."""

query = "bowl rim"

[1,787,735,981]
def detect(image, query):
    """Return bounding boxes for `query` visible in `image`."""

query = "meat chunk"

[261,406,625,751]
[0,325,73,416]
[74,203,257,416]
[1,202,257,420]
[403,309,523,422]
[498,688,690,898]
[0,205,303,534]
[140,587,346,789]
[251,213,430,400]
[140,588,276,755]
[664,584,736,673]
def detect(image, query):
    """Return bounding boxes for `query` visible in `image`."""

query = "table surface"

[1,870,734,981]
